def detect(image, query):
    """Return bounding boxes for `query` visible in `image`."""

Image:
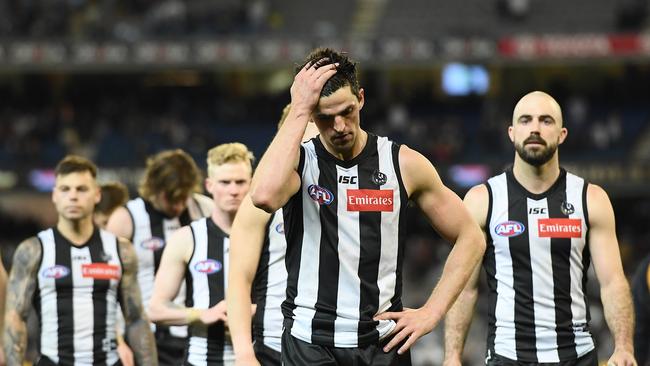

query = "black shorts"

[486,350,598,366]
[37,356,122,366]
[254,341,282,366]
[281,329,412,366]
[155,330,187,366]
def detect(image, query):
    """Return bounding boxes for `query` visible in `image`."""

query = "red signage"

[347,189,394,212]
[82,263,121,280]
[538,218,582,238]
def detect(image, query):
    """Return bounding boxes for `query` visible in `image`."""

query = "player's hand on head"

[607,348,637,366]
[290,58,338,115]
[199,300,228,325]
[374,307,440,355]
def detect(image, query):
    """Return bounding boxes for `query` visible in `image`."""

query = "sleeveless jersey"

[35,227,122,365]
[484,168,594,362]
[252,210,287,352]
[283,133,408,347]
[126,196,203,337]
[185,217,234,364]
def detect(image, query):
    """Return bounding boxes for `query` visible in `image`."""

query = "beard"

[514,135,558,167]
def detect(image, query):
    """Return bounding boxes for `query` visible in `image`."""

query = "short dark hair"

[96,182,129,215]
[138,149,202,203]
[296,47,360,100]
[55,155,98,178]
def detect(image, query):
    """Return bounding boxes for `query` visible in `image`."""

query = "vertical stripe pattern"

[36,227,121,364]
[126,197,194,337]
[186,218,234,364]
[485,169,594,362]
[282,134,407,348]
[252,210,287,352]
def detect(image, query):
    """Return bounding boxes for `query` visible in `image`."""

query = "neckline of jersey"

[506,167,567,200]
[312,132,377,169]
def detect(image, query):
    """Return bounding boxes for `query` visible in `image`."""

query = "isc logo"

[194,259,222,274]
[338,176,357,184]
[141,237,165,251]
[41,265,70,279]
[494,221,526,237]
[308,185,334,205]
[529,207,547,214]
[275,222,284,234]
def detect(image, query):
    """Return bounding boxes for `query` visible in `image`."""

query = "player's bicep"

[106,206,133,240]
[151,228,192,303]
[586,184,624,286]
[277,170,302,209]
[230,196,271,282]
[463,185,490,234]
[421,185,475,243]
[7,238,41,319]
[402,148,474,243]
[117,239,146,322]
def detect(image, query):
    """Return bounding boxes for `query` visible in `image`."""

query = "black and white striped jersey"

[282,133,408,348]
[126,196,206,337]
[184,217,234,364]
[252,209,287,353]
[35,227,122,365]
[484,168,595,362]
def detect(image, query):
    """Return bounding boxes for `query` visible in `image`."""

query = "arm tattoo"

[4,238,41,366]
[117,239,158,365]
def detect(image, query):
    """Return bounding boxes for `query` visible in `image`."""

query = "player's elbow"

[250,187,280,213]
[146,300,164,324]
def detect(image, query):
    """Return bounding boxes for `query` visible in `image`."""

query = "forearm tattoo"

[4,238,40,366]
[118,239,158,365]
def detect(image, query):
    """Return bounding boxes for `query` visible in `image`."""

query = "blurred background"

[1,0,649,364]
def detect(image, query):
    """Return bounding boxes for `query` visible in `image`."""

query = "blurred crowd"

[0,0,274,40]
[1,65,650,172]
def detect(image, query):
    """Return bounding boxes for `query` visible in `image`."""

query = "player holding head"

[228,104,318,365]
[250,47,485,365]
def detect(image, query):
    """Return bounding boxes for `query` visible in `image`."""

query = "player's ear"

[358,88,365,111]
[508,125,515,143]
[558,127,568,145]
[95,183,101,205]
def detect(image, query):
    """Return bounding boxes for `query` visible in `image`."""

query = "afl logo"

[308,185,334,205]
[41,265,70,279]
[194,259,222,274]
[141,237,165,251]
[275,222,284,234]
[495,221,526,237]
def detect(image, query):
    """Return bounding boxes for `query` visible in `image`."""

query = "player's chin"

[331,137,353,149]
[62,212,88,220]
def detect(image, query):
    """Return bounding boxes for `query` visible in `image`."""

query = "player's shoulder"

[168,224,195,248]
[190,193,214,216]
[464,184,489,202]
[586,182,609,201]
[108,205,132,223]
[397,144,432,170]
[13,235,43,267]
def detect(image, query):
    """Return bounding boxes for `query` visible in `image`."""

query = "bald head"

[513,91,563,127]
